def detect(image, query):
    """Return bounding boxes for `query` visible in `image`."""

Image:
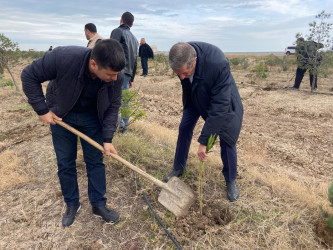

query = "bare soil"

[1,56,333,249]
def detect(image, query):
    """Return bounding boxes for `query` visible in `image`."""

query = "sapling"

[198,134,216,215]
[120,89,146,127]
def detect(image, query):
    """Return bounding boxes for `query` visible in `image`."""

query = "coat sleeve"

[138,45,142,57]
[102,73,124,141]
[131,56,137,82]
[21,50,57,115]
[148,45,154,59]
[198,63,233,145]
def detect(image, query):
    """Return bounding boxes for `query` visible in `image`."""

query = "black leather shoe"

[164,169,184,182]
[226,181,239,202]
[62,203,81,227]
[93,206,119,224]
[288,86,299,90]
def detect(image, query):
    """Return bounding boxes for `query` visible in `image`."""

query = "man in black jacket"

[165,42,243,202]
[110,11,139,133]
[21,39,125,227]
[290,37,323,90]
[139,38,154,76]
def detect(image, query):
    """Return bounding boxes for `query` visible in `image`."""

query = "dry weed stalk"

[327,182,333,229]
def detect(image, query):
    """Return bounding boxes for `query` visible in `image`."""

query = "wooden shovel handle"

[54,120,172,192]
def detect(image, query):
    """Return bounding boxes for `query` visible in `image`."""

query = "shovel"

[54,120,195,217]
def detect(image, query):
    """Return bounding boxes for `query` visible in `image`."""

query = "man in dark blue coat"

[21,39,125,226]
[165,42,243,202]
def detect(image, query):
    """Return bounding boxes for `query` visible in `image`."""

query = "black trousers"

[293,67,317,89]
[173,105,238,182]
[141,57,148,75]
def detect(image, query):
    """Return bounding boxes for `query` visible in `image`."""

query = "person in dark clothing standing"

[164,42,243,202]
[110,11,139,133]
[290,37,323,90]
[21,39,125,227]
[139,38,154,77]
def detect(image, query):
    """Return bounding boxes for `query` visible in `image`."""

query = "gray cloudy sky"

[0,0,332,52]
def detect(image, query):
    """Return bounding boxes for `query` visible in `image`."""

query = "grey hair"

[169,42,197,69]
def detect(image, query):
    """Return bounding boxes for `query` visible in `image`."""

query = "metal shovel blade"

[158,177,195,217]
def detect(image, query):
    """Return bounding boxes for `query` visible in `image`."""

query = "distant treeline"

[19,49,45,59]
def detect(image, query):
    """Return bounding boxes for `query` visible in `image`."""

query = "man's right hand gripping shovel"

[39,111,62,125]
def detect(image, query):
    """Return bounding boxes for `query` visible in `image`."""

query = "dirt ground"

[0,56,332,249]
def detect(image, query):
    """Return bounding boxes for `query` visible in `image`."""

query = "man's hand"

[39,111,62,125]
[104,143,117,156]
[197,144,208,162]
[129,81,133,88]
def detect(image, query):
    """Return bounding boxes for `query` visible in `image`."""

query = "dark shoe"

[62,203,81,227]
[140,73,144,76]
[143,74,147,77]
[226,181,239,202]
[164,169,184,182]
[288,86,299,90]
[93,206,119,224]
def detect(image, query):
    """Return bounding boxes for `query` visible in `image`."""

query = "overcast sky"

[0,0,332,52]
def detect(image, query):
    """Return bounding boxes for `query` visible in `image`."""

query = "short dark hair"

[91,39,125,71]
[85,23,97,33]
[121,12,134,26]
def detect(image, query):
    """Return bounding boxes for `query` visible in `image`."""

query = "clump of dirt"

[314,219,333,247]
[174,200,233,241]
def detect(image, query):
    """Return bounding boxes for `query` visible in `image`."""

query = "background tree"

[0,33,27,101]
[308,11,333,50]
[0,34,20,89]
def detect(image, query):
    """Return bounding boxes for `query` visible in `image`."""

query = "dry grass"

[0,113,328,249]
[0,150,33,191]
[0,86,17,99]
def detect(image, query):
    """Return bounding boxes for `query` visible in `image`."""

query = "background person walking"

[139,38,154,77]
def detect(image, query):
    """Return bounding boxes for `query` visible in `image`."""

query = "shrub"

[240,57,250,69]
[154,53,168,63]
[281,56,289,71]
[319,50,333,78]
[230,57,241,66]
[253,62,269,78]
[266,54,282,67]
